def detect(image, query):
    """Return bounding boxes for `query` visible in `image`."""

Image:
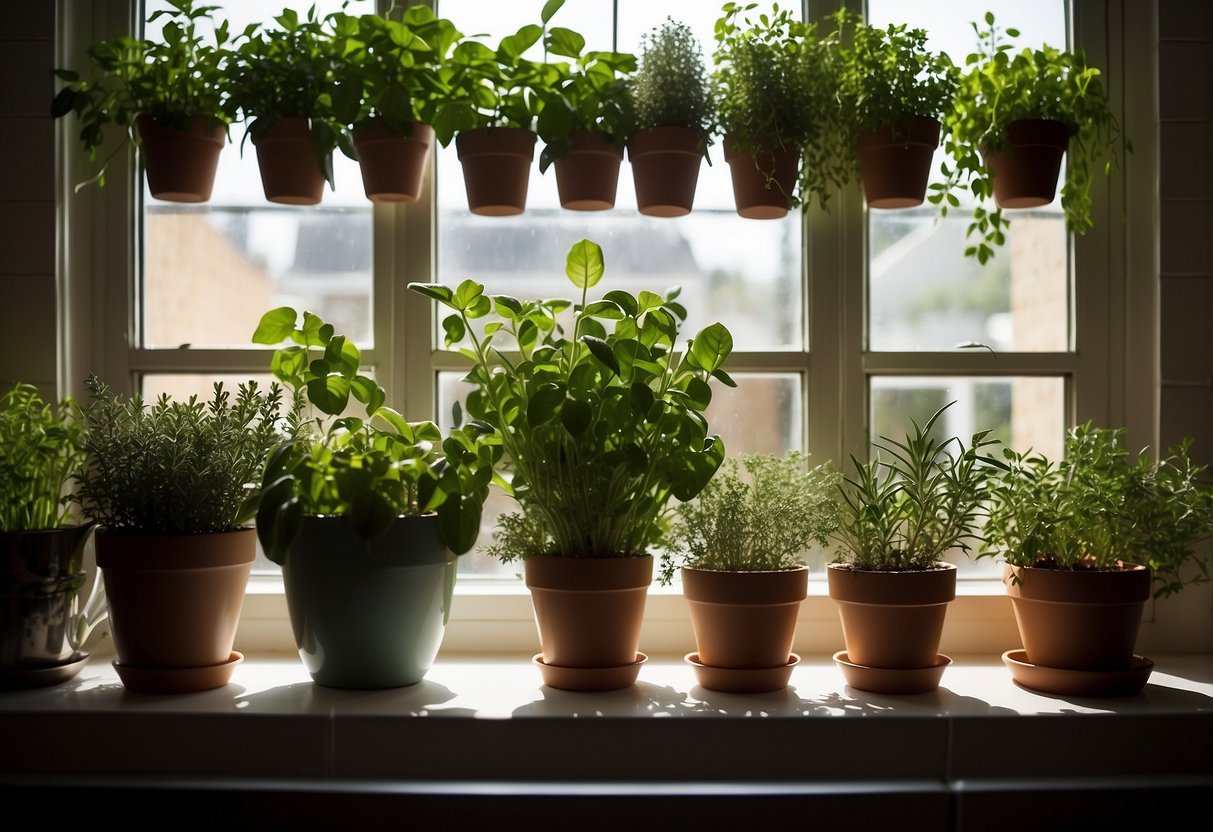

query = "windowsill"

[3,653,1211,811]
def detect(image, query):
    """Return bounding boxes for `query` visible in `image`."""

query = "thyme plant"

[0,383,86,531]
[632,18,715,138]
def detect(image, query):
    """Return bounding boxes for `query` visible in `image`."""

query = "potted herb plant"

[75,374,285,694]
[660,451,840,693]
[0,383,106,689]
[982,423,1213,696]
[410,239,734,691]
[228,6,352,205]
[828,402,997,694]
[252,308,496,689]
[626,17,716,217]
[933,13,1123,264]
[829,9,958,209]
[535,24,636,211]
[51,0,233,202]
[712,2,841,219]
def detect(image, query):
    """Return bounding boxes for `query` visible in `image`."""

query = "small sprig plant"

[410,239,734,562]
[659,451,841,585]
[831,402,998,571]
[982,423,1213,599]
[251,309,496,561]
[50,0,234,190]
[632,18,715,141]
[75,374,285,534]
[933,13,1123,264]
[0,383,86,531]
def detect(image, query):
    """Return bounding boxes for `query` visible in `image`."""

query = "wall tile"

[1160,199,1213,274]
[1160,384,1213,463]
[0,201,55,274]
[1159,0,1213,42]
[0,117,55,202]
[6,5,54,36]
[1160,121,1213,200]
[1158,42,1213,120]
[0,40,56,116]
[1160,276,1213,383]
[0,273,56,384]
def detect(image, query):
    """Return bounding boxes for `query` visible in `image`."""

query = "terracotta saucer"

[833,650,952,694]
[0,652,91,690]
[532,653,647,692]
[113,651,243,694]
[1002,649,1154,697]
[685,652,800,694]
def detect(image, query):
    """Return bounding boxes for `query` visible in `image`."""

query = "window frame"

[57,0,1171,655]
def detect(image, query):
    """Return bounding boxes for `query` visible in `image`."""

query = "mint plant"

[0,383,87,531]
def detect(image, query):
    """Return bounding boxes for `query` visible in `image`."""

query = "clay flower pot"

[524,555,652,691]
[351,119,435,203]
[626,126,706,217]
[251,116,327,206]
[136,114,226,203]
[982,118,1069,209]
[1003,562,1151,671]
[96,527,254,693]
[554,129,625,211]
[856,116,941,209]
[723,132,800,220]
[455,126,537,216]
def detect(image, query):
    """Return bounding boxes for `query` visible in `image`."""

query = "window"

[60,0,1145,655]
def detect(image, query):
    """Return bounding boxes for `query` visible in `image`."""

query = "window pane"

[866,0,1070,352]
[141,1,373,349]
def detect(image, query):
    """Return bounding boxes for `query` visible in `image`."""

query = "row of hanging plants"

[51,2,1122,263]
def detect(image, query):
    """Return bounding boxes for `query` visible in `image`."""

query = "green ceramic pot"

[283,514,457,689]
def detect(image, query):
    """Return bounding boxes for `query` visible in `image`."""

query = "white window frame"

[57,0,1177,656]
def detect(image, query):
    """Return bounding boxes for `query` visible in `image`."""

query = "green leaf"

[438,493,482,555]
[582,300,624,319]
[545,27,585,59]
[565,239,605,289]
[689,322,733,374]
[561,396,592,434]
[527,384,565,426]
[408,283,455,307]
[306,375,351,416]
[350,374,385,415]
[252,307,298,344]
[686,377,713,409]
[540,0,565,24]
[603,290,639,317]
[581,335,620,375]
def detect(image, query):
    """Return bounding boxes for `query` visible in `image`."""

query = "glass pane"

[869,375,1066,577]
[433,1,803,351]
[141,0,373,349]
[865,0,1070,352]
[439,371,804,577]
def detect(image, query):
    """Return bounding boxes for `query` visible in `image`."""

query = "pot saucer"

[1002,649,1154,697]
[113,651,243,694]
[0,652,91,690]
[833,650,951,694]
[685,652,800,694]
[532,653,647,692]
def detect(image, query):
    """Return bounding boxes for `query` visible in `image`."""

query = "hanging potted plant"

[712,3,841,219]
[0,383,106,689]
[932,13,1123,264]
[410,239,734,691]
[336,7,461,203]
[51,0,233,202]
[75,375,286,694]
[828,402,997,694]
[626,17,716,217]
[982,423,1213,696]
[660,451,841,693]
[830,9,958,209]
[535,25,636,211]
[228,6,352,205]
[252,308,496,690]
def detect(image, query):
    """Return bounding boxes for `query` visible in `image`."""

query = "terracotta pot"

[856,116,941,209]
[352,119,434,203]
[723,132,800,220]
[96,528,254,678]
[827,562,957,669]
[136,114,226,203]
[982,118,1069,209]
[553,129,625,211]
[282,514,457,689]
[682,566,807,669]
[1004,562,1151,671]
[524,555,652,669]
[251,116,327,206]
[626,126,706,217]
[455,126,537,216]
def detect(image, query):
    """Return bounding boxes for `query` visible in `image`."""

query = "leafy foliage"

[50,0,233,190]
[831,402,998,571]
[251,309,497,562]
[631,18,715,138]
[0,383,87,532]
[933,13,1124,264]
[659,451,841,584]
[410,238,734,561]
[982,423,1213,599]
[75,374,285,534]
